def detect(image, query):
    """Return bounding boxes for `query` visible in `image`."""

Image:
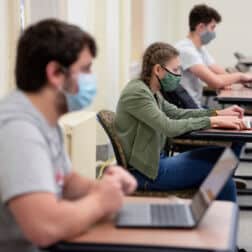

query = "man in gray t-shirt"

[176,4,252,107]
[0,19,136,252]
[0,91,71,251]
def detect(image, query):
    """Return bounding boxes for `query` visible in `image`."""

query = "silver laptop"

[116,148,238,229]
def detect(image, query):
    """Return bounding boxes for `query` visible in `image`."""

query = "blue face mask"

[65,73,97,111]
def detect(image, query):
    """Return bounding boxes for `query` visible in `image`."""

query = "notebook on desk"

[116,148,238,229]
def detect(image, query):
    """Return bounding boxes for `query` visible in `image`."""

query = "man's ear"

[196,23,206,33]
[45,61,65,89]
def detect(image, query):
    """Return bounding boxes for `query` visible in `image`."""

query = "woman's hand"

[216,105,244,118]
[210,116,247,130]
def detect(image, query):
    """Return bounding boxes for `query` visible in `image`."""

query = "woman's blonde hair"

[140,42,179,85]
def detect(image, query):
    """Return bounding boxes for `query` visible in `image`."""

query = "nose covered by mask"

[200,30,216,45]
[64,73,97,111]
[158,68,181,92]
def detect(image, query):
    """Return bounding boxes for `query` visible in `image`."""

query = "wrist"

[238,72,244,81]
[210,117,219,128]
[211,110,219,116]
[87,180,99,193]
[85,193,107,218]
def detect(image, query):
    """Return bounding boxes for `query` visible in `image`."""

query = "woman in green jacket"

[114,42,246,202]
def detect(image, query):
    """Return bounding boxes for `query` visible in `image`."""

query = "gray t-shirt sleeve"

[0,121,56,203]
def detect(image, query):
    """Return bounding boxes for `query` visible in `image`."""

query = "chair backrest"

[97,110,128,168]
[162,84,199,109]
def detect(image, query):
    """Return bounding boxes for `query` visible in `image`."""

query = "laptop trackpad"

[117,204,151,227]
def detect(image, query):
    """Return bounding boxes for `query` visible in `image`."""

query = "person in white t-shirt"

[176,4,252,107]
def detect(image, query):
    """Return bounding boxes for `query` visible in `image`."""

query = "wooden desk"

[50,197,238,252]
[179,128,252,143]
[177,116,252,142]
[217,84,252,105]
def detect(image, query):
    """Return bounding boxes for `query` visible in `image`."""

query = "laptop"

[116,148,238,229]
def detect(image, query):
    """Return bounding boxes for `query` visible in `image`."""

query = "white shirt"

[175,38,215,107]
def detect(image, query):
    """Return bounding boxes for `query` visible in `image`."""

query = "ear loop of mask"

[155,74,166,96]
[161,65,181,77]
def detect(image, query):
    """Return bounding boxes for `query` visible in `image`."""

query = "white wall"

[143,0,178,48]
[0,0,9,97]
[0,0,21,97]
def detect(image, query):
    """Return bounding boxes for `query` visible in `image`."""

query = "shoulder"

[0,120,46,145]
[121,79,153,98]
[176,39,199,56]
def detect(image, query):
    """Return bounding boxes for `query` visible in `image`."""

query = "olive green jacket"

[114,79,212,180]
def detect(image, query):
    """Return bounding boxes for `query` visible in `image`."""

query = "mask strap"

[161,65,181,77]
[155,74,167,96]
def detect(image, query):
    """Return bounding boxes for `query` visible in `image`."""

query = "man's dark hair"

[15,19,97,92]
[189,4,222,32]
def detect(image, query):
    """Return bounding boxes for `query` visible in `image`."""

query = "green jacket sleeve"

[122,87,211,138]
[161,96,214,119]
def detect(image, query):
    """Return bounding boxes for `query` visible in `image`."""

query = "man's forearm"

[12,193,106,248]
[49,195,105,243]
[63,172,97,200]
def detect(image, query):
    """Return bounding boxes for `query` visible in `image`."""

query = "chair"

[202,86,217,107]
[97,110,196,198]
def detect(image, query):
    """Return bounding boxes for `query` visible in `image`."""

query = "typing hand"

[210,116,247,130]
[216,105,244,118]
[223,85,232,90]
[104,166,137,195]
[240,73,252,83]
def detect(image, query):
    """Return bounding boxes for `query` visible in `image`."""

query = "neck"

[24,87,65,126]
[188,32,202,49]
[149,75,160,94]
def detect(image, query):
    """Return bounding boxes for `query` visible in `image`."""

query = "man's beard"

[55,92,68,115]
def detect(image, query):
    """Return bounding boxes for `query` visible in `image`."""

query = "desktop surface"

[217,84,252,104]
[52,197,238,252]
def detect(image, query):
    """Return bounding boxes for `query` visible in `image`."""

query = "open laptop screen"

[191,148,238,223]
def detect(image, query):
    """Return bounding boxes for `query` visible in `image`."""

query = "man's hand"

[104,166,137,195]
[223,84,232,90]
[240,73,252,83]
[216,105,244,118]
[89,174,125,217]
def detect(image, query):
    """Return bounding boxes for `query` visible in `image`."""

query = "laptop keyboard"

[150,204,189,226]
